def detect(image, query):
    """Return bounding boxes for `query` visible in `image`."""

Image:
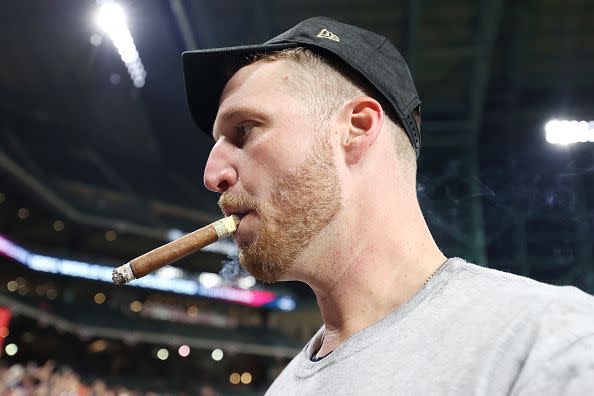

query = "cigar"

[112,215,240,285]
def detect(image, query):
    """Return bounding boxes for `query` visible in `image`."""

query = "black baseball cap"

[182,16,421,157]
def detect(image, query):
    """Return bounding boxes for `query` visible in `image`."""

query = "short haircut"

[249,47,420,174]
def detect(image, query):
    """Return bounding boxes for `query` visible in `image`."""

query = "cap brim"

[182,42,299,137]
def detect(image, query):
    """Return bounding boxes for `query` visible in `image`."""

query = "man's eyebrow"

[212,106,268,139]
[219,106,267,123]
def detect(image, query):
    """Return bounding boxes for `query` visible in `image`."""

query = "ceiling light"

[96,2,146,88]
[545,119,594,145]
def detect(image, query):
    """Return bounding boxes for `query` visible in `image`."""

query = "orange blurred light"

[240,372,252,384]
[94,293,106,304]
[229,373,240,385]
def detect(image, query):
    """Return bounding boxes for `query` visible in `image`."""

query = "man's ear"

[341,97,384,165]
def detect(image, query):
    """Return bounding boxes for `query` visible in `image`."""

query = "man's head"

[184,17,422,283]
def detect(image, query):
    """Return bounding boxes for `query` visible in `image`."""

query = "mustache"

[218,192,261,216]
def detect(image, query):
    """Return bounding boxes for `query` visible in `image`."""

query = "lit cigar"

[112,215,240,285]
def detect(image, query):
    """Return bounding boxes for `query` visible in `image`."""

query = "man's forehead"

[210,61,292,137]
[213,60,295,133]
[219,60,292,105]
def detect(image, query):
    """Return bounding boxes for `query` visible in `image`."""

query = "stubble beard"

[219,135,342,283]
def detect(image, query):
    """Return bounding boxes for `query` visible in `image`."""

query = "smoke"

[219,254,250,282]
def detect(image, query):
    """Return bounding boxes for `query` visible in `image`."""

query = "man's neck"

[306,213,446,358]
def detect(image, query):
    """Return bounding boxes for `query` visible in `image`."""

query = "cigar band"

[213,216,238,239]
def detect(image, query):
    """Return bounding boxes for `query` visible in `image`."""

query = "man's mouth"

[225,211,258,247]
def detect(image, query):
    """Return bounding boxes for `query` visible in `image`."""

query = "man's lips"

[232,211,257,246]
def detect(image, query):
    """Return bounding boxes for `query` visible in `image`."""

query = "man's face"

[204,60,342,283]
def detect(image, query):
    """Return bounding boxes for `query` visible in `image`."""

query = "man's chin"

[239,250,287,284]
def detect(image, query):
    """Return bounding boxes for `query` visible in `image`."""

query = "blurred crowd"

[0,361,217,396]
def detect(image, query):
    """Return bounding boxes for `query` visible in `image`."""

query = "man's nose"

[203,141,238,193]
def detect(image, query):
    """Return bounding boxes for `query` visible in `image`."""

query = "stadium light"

[241,372,252,385]
[178,345,190,357]
[199,273,222,288]
[229,373,240,385]
[277,296,297,311]
[5,343,18,356]
[156,348,169,360]
[155,266,184,279]
[53,220,65,232]
[237,275,256,289]
[545,119,594,145]
[17,208,29,220]
[211,348,224,361]
[96,1,146,88]
[7,281,18,292]
[129,300,143,312]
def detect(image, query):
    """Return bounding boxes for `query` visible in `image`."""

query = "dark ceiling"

[1,0,593,295]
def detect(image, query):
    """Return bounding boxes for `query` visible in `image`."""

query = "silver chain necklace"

[424,258,450,286]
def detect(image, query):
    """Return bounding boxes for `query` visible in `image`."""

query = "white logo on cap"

[316,28,340,42]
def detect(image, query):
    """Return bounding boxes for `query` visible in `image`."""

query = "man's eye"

[239,124,254,135]
[237,124,255,143]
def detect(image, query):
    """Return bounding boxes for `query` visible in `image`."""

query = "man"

[183,17,594,395]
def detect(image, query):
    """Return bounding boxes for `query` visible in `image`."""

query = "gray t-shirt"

[266,258,594,395]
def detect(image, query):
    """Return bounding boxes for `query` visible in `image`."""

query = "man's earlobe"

[342,98,383,165]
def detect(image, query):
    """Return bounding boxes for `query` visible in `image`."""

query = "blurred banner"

[0,234,296,310]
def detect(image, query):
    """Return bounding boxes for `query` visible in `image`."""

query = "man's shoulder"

[448,260,594,394]
[450,258,590,299]
[444,258,594,322]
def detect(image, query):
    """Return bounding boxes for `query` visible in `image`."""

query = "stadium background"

[1,0,593,394]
